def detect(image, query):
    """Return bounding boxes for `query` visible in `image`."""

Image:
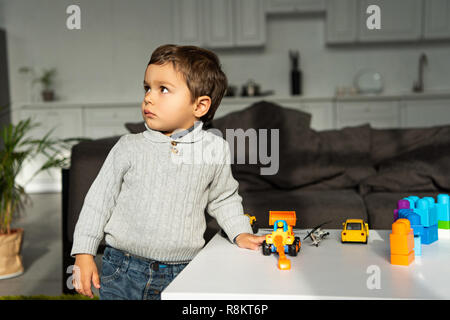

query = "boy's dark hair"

[148,44,228,126]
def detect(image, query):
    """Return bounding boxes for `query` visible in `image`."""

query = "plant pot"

[41,90,54,102]
[0,228,25,280]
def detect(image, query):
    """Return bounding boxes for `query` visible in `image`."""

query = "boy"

[71,44,265,300]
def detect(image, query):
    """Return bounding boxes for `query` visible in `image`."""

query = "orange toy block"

[390,218,415,266]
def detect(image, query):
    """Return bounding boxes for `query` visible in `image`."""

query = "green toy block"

[438,220,450,229]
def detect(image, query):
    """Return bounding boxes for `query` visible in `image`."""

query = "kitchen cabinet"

[18,106,83,193]
[400,99,450,128]
[265,0,325,14]
[173,0,203,46]
[326,0,425,44]
[234,0,266,47]
[84,105,142,139]
[336,100,400,129]
[423,0,450,40]
[204,0,235,48]
[204,0,266,48]
[357,0,422,42]
[298,101,333,130]
[173,0,266,48]
[325,0,358,44]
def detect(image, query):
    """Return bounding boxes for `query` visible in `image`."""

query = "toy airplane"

[303,221,331,247]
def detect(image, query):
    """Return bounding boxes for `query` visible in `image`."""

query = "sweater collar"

[143,120,205,143]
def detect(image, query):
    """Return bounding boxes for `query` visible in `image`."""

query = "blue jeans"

[99,245,189,300]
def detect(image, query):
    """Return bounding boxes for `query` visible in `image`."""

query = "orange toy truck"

[262,211,301,270]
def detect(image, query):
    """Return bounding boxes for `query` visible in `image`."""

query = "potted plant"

[19,67,57,102]
[33,68,57,102]
[0,115,86,279]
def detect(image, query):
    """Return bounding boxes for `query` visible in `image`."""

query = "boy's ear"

[193,95,211,118]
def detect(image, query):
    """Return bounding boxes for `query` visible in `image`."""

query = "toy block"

[414,235,422,256]
[394,199,411,222]
[413,198,438,227]
[406,212,424,238]
[398,208,413,220]
[390,219,415,266]
[436,194,449,229]
[405,196,419,208]
[391,252,415,266]
[423,197,439,225]
[421,224,438,245]
[439,221,450,229]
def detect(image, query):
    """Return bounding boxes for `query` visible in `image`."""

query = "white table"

[162,229,450,299]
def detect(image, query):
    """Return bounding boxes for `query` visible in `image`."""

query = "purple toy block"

[394,199,411,222]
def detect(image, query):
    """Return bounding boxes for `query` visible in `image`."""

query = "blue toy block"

[398,208,414,219]
[437,194,450,222]
[414,235,422,256]
[403,196,418,210]
[413,198,438,227]
[406,212,424,237]
[421,224,438,245]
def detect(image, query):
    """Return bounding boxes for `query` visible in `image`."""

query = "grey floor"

[0,192,102,297]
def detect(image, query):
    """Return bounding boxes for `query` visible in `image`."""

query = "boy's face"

[142,62,210,136]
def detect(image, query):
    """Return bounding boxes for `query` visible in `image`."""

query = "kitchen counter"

[15,90,450,110]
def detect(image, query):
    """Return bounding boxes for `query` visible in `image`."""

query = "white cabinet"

[84,105,142,139]
[20,107,83,139]
[204,0,235,48]
[358,0,422,42]
[173,0,266,48]
[336,100,400,129]
[266,0,325,14]
[423,0,450,40]
[400,99,450,128]
[234,0,266,47]
[325,0,358,44]
[18,106,83,193]
[173,0,204,46]
[326,0,426,44]
[298,101,333,130]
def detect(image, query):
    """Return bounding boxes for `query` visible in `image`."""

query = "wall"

[2,0,450,117]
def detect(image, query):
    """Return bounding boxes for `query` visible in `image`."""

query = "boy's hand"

[73,254,101,298]
[235,233,266,250]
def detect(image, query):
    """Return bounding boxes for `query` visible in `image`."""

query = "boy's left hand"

[235,233,266,250]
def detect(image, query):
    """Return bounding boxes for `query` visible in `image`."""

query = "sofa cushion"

[233,124,375,191]
[212,101,375,191]
[360,125,450,194]
[67,136,120,243]
[211,100,313,191]
[239,189,368,229]
[370,125,448,164]
[364,191,444,229]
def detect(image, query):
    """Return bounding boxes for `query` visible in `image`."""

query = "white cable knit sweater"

[70,120,252,263]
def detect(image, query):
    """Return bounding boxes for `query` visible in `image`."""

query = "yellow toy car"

[341,219,369,244]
